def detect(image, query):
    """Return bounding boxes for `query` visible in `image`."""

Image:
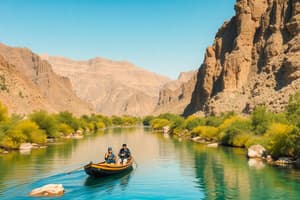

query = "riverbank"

[0,101,141,154]
[144,92,300,167]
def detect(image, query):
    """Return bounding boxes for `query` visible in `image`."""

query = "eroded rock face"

[185,0,300,116]
[154,71,197,115]
[41,55,170,116]
[0,43,92,116]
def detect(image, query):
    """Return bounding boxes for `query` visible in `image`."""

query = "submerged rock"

[247,145,266,158]
[29,184,64,197]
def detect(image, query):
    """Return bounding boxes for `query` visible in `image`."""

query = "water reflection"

[84,169,133,193]
[1,127,300,200]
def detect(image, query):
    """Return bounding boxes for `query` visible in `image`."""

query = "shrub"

[185,116,205,131]
[219,116,252,147]
[0,135,17,149]
[143,115,155,126]
[205,116,224,127]
[58,123,74,136]
[56,111,80,131]
[287,92,300,127]
[30,111,59,138]
[150,118,170,130]
[13,120,46,143]
[192,126,218,140]
[264,123,300,158]
[111,116,122,126]
[251,106,273,135]
[245,136,265,148]
[95,122,105,130]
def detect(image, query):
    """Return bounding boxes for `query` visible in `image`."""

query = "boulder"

[247,145,266,158]
[29,184,64,197]
[207,143,218,148]
[19,143,33,151]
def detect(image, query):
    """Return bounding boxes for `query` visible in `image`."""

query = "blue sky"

[0,0,236,79]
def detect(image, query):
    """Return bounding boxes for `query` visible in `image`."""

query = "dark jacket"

[118,148,131,159]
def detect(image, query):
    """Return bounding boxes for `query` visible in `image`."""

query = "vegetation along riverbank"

[0,101,141,153]
[144,92,300,166]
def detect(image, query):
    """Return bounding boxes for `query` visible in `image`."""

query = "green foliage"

[121,116,140,126]
[185,116,206,131]
[30,111,59,138]
[13,120,46,144]
[205,115,224,127]
[0,101,8,122]
[264,123,300,158]
[192,126,219,141]
[56,111,80,131]
[219,116,252,147]
[143,115,155,126]
[287,92,300,127]
[251,106,273,135]
[150,118,170,130]
[111,116,122,126]
[58,123,74,136]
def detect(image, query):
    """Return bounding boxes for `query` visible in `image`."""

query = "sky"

[0,0,236,79]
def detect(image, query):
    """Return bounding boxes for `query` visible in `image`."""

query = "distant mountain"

[0,43,92,116]
[153,71,197,115]
[184,0,300,116]
[41,55,170,116]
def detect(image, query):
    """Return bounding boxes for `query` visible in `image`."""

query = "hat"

[108,147,112,151]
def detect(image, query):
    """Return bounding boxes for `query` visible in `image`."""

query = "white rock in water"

[19,143,33,151]
[247,144,266,158]
[29,184,64,197]
[207,143,218,148]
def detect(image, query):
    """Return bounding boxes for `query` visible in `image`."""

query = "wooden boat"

[84,158,133,177]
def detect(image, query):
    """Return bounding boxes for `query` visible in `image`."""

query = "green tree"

[287,92,300,127]
[251,106,273,135]
[30,111,58,138]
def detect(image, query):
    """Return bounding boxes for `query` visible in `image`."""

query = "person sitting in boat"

[118,144,131,165]
[104,147,116,164]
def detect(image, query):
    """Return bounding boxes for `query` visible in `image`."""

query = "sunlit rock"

[247,145,266,158]
[207,143,218,148]
[29,184,64,197]
[19,143,33,151]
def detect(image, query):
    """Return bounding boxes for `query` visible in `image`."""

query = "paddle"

[66,166,83,175]
[65,162,91,175]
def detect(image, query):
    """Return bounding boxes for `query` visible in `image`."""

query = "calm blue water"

[1,127,300,199]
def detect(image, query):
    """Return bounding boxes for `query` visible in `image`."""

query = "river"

[0,127,300,199]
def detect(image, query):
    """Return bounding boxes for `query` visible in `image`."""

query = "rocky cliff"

[184,0,300,116]
[0,43,92,115]
[153,71,197,115]
[41,55,170,116]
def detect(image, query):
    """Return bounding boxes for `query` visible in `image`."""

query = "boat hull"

[84,159,133,177]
